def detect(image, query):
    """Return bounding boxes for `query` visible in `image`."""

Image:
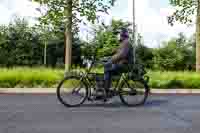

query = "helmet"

[117,28,129,41]
[120,28,129,38]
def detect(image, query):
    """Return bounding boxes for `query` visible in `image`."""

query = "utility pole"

[196,0,200,71]
[44,40,47,65]
[132,0,136,64]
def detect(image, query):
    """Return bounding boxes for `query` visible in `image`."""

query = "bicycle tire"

[119,79,149,107]
[57,75,88,107]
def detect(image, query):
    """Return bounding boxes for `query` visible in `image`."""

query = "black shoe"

[94,89,105,100]
[95,95,104,100]
[106,89,116,98]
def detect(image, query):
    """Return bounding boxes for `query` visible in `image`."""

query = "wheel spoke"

[72,88,86,98]
[57,76,88,107]
[119,79,149,106]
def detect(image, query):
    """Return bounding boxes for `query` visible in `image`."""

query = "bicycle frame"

[80,62,130,98]
[69,46,136,98]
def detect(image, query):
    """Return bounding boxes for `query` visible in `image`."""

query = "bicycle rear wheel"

[57,76,88,107]
[119,79,149,107]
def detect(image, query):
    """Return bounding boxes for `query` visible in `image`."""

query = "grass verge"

[0,67,200,89]
[148,71,200,89]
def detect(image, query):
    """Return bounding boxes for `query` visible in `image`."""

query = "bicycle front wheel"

[57,76,88,107]
[119,79,149,107]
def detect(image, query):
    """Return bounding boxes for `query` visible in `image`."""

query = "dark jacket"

[111,39,129,64]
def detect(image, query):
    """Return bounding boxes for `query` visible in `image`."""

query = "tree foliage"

[0,16,196,71]
[0,17,43,66]
[31,0,117,30]
[135,34,154,69]
[0,17,85,67]
[168,0,197,26]
[168,0,198,71]
[90,19,132,59]
[153,33,195,70]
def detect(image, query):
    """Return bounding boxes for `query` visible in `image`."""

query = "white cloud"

[0,4,11,24]
[0,0,196,47]
[128,0,195,47]
[0,0,40,25]
[80,0,196,47]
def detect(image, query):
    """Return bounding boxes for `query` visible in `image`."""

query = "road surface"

[0,94,200,133]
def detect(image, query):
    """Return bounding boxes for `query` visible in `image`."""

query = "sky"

[0,0,196,48]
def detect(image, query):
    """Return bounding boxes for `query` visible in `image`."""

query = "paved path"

[0,94,200,133]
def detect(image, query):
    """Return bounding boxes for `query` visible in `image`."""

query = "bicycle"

[56,49,150,107]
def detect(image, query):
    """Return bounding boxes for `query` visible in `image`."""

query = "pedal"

[130,91,137,96]
[130,90,137,95]
[87,97,94,102]
[94,95,104,100]
[106,90,117,97]
[103,98,108,102]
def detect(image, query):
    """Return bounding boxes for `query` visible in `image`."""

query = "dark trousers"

[104,59,125,89]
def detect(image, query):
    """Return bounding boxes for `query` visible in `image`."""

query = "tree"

[188,33,196,69]
[153,33,195,70]
[45,36,84,68]
[31,0,117,71]
[168,0,200,71]
[36,25,56,65]
[135,33,154,69]
[0,17,43,66]
[0,25,9,66]
[90,19,132,59]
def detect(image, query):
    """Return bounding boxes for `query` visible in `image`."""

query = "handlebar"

[83,45,112,73]
[84,55,112,74]
[98,56,111,63]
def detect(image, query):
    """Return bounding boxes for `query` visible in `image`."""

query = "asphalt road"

[0,94,200,133]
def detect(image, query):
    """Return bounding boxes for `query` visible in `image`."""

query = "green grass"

[148,71,200,89]
[0,67,64,88]
[0,67,200,89]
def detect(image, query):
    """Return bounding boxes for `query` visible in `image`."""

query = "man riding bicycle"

[56,27,150,106]
[103,28,131,97]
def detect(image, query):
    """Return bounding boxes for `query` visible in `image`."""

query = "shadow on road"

[81,101,126,108]
[144,99,169,107]
[68,99,170,108]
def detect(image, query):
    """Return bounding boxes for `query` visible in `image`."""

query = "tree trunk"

[196,0,200,72]
[64,0,73,71]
